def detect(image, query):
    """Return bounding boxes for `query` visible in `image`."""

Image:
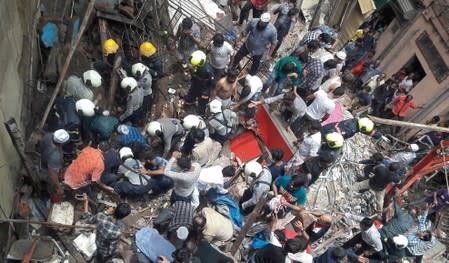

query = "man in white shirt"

[291,87,345,138]
[342,217,383,257]
[207,33,233,80]
[399,73,414,93]
[297,121,321,161]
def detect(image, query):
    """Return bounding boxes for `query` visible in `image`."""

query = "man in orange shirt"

[64,142,114,194]
[391,95,423,133]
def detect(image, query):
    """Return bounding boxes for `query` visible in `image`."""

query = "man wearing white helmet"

[119,77,144,125]
[180,114,210,155]
[39,129,70,195]
[208,99,238,144]
[132,63,153,116]
[240,161,272,214]
[146,118,185,158]
[383,235,409,262]
[320,117,382,140]
[64,70,102,101]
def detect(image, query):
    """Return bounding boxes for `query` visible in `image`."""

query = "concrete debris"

[73,233,97,259]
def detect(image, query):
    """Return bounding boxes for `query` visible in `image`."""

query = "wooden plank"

[368,115,449,133]
[98,18,108,61]
[108,55,122,110]
[39,0,96,129]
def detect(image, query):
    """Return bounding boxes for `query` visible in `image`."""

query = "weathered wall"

[0,0,38,219]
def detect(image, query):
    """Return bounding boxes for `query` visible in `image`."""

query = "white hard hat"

[83,70,102,88]
[119,147,134,160]
[183,114,201,130]
[190,50,207,66]
[131,63,149,78]
[245,75,263,90]
[75,99,95,117]
[121,77,138,91]
[146,121,162,136]
[358,117,374,133]
[325,132,344,148]
[409,143,419,152]
[209,99,222,113]
[335,51,347,60]
[392,235,408,249]
[244,161,263,177]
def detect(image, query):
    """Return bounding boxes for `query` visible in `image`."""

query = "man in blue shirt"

[272,8,300,57]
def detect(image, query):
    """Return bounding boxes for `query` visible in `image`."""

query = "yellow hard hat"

[325,132,344,149]
[358,117,374,133]
[139,41,157,57]
[190,50,206,66]
[103,39,119,55]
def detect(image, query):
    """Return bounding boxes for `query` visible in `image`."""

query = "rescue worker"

[103,38,120,65]
[240,161,272,215]
[146,119,185,158]
[115,124,147,149]
[75,98,98,145]
[320,117,382,140]
[184,50,216,116]
[64,70,102,101]
[207,99,238,144]
[319,132,344,162]
[131,62,153,117]
[119,77,144,125]
[180,114,209,156]
[139,41,164,79]
[81,109,119,144]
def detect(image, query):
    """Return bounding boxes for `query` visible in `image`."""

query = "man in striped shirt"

[405,208,436,263]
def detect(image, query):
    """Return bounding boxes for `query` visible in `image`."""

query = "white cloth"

[362,225,383,252]
[320,76,341,93]
[399,77,413,93]
[198,165,224,191]
[306,90,336,120]
[298,132,321,159]
[285,252,313,263]
[208,41,233,69]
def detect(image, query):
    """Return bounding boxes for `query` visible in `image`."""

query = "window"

[401,55,426,84]
[416,31,449,83]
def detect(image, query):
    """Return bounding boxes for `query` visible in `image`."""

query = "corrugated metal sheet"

[358,0,377,14]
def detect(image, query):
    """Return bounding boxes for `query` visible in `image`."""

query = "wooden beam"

[98,18,108,61]
[39,0,96,129]
[368,115,449,133]
[0,218,96,230]
[229,196,267,256]
[108,55,122,110]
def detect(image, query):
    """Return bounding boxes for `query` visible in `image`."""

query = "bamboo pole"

[39,0,96,129]
[0,218,96,230]
[368,115,449,134]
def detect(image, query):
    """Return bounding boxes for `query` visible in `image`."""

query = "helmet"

[325,132,344,148]
[409,143,419,152]
[139,41,157,57]
[75,99,95,117]
[146,121,162,136]
[83,70,102,88]
[335,51,347,60]
[103,39,119,55]
[190,50,206,66]
[244,161,263,177]
[209,99,222,113]
[358,117,374,133]
[120,77,138,91]
[119,147,134,160]
[183,114,201,130]
[392,235,408,249]
[131,63,149,78]
[245,75,263,90]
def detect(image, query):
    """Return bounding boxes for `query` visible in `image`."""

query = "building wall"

[374,3,449,130]
[0,0,38,219]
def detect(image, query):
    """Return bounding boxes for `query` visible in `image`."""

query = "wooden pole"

[108,55,122,110]
[0,218,96,230]
[98,18,108,61]
[229,196,267,256]
[39,0,96,129]
[368,115,449,134]
[308,0,326,30]
[21,239,37,263]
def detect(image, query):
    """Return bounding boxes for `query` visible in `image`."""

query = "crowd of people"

[35,0,447,262]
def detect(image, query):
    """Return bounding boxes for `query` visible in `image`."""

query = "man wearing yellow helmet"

[139,41,164,79]
[320,117,382,140]
[103,39,119,56]
[184,50,216,116]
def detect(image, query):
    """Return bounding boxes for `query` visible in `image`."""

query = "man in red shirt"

[390,95,423,133]
[238,0,270,25]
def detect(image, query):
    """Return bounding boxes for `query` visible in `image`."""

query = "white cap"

[209,99,222,113]
[131,63,149,77]
[119,147,134,159]
[83,70,102,88]
[183,115,201,130]
[121,77,138,91]
[335,51,347,60]
[146,121,162,136]
[176,226,189,241]
[260,12,271,23]
[53,129,70,144]
[245,75,263,90]
[392,235,408,248]
[75,99,96,117]
[117,124,129,135]
[409,144,419,152]
[244,161,263,177]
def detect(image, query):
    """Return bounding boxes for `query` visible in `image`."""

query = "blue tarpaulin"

[41,22,58,48]
[207,188,243,228]
[135,227,175,262]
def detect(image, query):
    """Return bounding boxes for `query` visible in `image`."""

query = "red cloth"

[351,62,364,75]
[392,95,416,117]
[229,131,262,162]
[251,0,269,9]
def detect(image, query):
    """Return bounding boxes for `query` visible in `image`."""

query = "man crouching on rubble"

[81,194,131,262]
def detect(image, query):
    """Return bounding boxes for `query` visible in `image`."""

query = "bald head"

[318,214,332,225]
